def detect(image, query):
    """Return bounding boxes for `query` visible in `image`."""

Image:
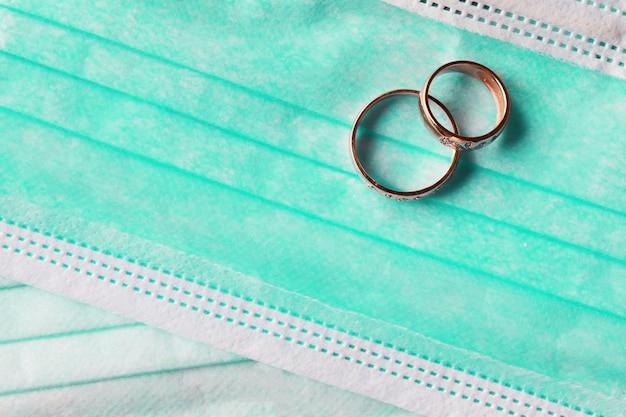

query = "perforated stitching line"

[1,231,473,378]
[0,225,593,416]
[1,235,533,416]
[0,220,419,356]
[0,225,595,417]
[467,0,625,65]
[415,0,625,68]
[1,240,567,417]
[463,0,625,57]
[574,0,626,16]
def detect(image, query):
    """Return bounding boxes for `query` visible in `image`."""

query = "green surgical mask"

[0,275,416,417]
[1,1,624,416]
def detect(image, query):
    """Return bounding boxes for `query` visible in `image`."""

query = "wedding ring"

[350,89,460,201]
[419,60,510,150]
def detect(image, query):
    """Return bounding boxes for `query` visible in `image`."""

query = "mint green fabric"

[0,276,416,417]
[0,0,624,414]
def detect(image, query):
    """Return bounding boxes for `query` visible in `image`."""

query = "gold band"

[419,60,510,151]
[350,89,460,201]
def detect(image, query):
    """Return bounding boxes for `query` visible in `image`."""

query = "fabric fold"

[1,0,624,416]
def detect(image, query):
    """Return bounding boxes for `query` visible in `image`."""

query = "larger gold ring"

[419,60,510,151]
[350,89,460,201]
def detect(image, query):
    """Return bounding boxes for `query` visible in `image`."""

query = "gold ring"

[419,60,510,151]
[350,89,460,201]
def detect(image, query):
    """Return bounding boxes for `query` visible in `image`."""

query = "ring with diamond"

[350,89,460,201]
[419,60,510,151]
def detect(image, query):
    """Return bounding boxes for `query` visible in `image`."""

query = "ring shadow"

[353,88,524,201]
[430,93,527,199]
[497,94,527,151]
[429,151,477,200]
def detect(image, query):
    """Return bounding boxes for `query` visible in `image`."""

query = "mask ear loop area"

[419,60,510,151]
[350,89,460,201]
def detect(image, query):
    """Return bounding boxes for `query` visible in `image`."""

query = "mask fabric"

[0,1,624,416]
[0,275,417,416]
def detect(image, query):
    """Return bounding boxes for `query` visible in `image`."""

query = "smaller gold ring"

[350,89,460,201]
[419,60,510,151]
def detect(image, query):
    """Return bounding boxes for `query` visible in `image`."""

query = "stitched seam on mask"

[574,0,626,15]
[3,1,624,71]
[0,234,578,417]
[3,98,625,327]
[0,226,597,417]
[402,0,625,69]
[0,205,622,327]
[3,110,626,323]
[2,8,625,218]
[461,0,626,60]
[0,4,616,412]
[419,0,626,68]
[0,219,616,417]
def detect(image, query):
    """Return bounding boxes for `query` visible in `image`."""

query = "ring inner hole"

[354,93,456,192]
[428,71,497,138]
